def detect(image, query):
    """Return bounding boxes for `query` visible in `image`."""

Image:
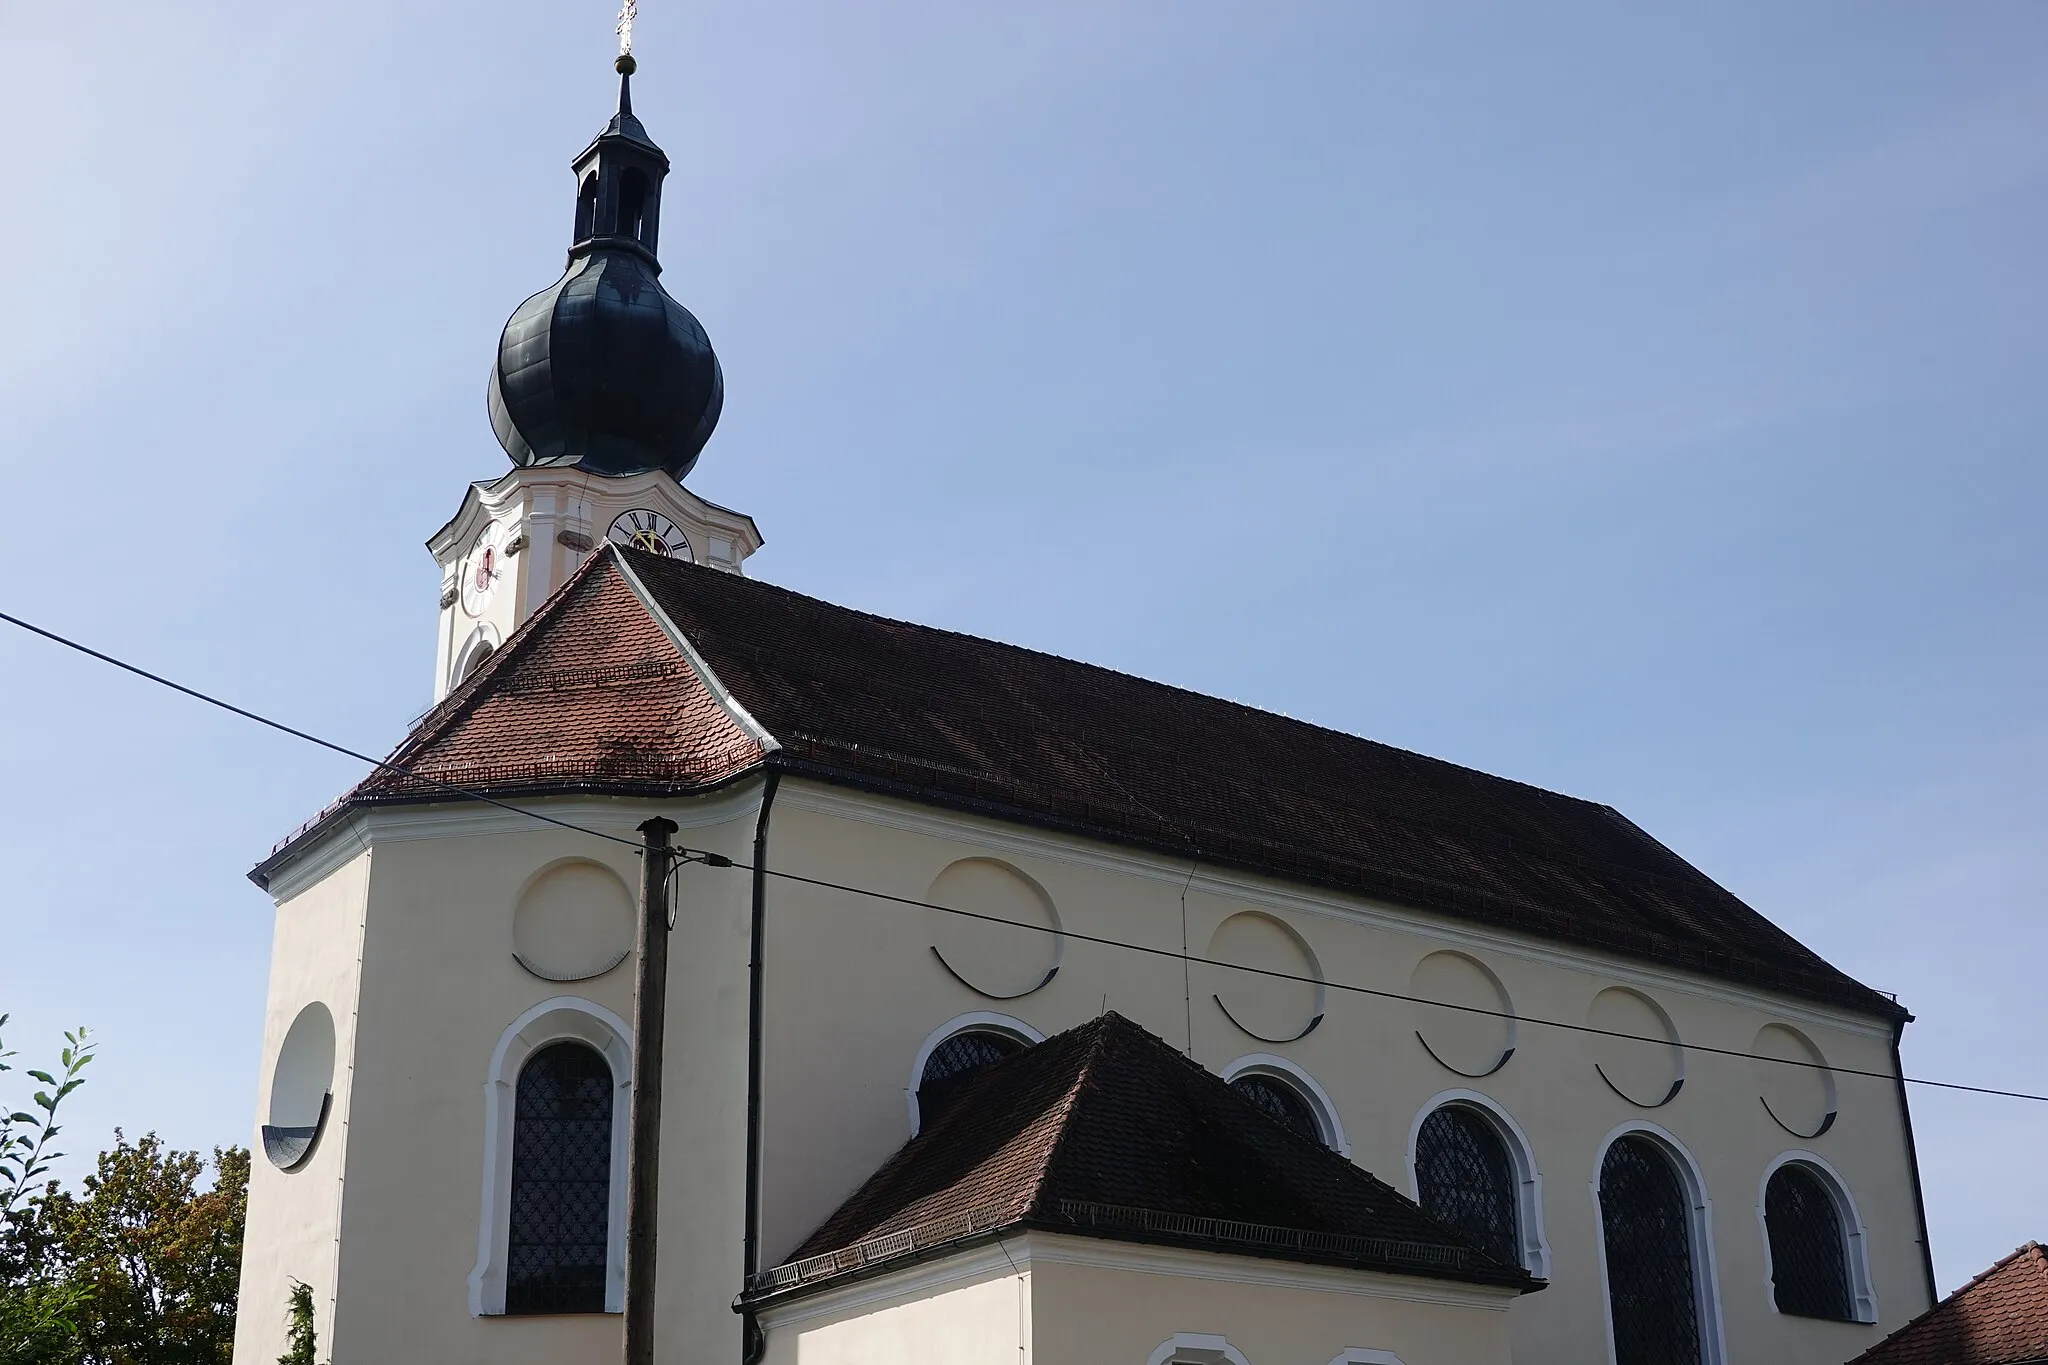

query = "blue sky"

[1,1,2042,1292]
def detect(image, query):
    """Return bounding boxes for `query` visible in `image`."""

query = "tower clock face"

[459,524,506,617]
[608,509,693,561]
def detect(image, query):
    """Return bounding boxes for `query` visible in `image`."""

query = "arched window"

[1600,1135,1704,1365]
[1231,1073,1321,1144]
[460,641,495,683]
[1221,1055,1346,1153]
[916,1029,1025,1128]
[1414,1105,1519,1268]
[1146,1334,1253,1365]
[506,1041,615,1314]
[451,624,501,693]
[1765,1164,1853,1320]
[574,173,598,240]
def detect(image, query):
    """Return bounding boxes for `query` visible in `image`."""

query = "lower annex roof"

[747,1012,1541,1304]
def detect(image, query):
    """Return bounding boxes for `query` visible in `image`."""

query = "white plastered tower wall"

[231,847,370,1365]
[426,464,763,701]
[231,787,765,1365]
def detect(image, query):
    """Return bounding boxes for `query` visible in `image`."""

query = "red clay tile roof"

[357,551,766,800]
[272,546,1899,1018]
[1848,1244,2048,1365]
[748,1012,1540,1302]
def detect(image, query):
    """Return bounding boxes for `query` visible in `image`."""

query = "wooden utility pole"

[623,816,678,1365]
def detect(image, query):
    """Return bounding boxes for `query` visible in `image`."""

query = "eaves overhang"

[757,746,1910,1024]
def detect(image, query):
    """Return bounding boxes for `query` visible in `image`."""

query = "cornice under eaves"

[425,466,765,561]
[770,775,1903,1042]
[753,1229,1519,1331]
[254,782,772,904]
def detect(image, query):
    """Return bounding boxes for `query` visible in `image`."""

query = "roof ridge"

[1019,1015,1123,1217]
[626,551,1621,815]
[1961,1241,2047,1297]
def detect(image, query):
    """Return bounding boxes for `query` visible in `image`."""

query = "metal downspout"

[740,769,781,1364]
[1891,1017,1940,1308]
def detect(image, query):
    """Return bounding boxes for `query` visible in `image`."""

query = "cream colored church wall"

[1024,1235,1517,1365]
[234,790,763,1365]
[231,850,371,1365]
[236,770,1933,1365]
[753,780,1930,1365]
[757,1254,1028,1365]
[752,1234,1515,1365]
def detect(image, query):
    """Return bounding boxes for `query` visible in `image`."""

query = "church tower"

[427,53,761,701]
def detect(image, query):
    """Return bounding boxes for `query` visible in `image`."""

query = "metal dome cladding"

[487,245,724,480]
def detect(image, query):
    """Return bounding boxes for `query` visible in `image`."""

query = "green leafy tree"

[0,1015,93,1365]
[0,1016,94,1217]
[276,1282,319,1365]
[0,1278,87,1365]
[33,1133,248,1365]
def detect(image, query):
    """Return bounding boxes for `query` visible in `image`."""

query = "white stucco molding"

[1757,1148,1878,1324]
[1148,1332,1252,1365]
[450,622,502,691]
[754,1240,1024,1332]
[469,996,633,1316]
[1220,1053,1350,1158]
[1590,1120,1728,1365]
[426,465,762,566]
[757,1229,1520,1333]
[261,783,765,904]
[1025,1232,1519,1310]
[1405,1088,1551,1278]
[774,780,1899,1041]
[1329,1352,1406,1365]
[907,1011,1045,1136]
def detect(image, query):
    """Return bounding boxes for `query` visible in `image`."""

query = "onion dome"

[488,58,723,480]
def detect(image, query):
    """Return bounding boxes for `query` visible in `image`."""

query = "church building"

[231,49,1940,1365]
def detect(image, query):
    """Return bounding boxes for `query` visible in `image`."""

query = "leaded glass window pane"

[1766,1165,1854,1321]
[1414,1106,1520,1268]
[917,1030,1025,1127]
[1600,1136,1702,1365]
[506,1041,614,1314]
[1229,1073,1322,1145]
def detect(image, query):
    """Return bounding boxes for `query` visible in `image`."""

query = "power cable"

[0,608,644,853]
[684,855,2048,1107]
[10,604,2045,1106]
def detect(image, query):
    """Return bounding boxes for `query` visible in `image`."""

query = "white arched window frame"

[1757,1149,1878,1324]
[469,996,633,1316]
[1220,1053,1350,1157]
[452,622,502,689]
[907,1011,1045,1135]
[1591,1121,1728,1365]
[1405,1088,1551,1278]
[1148,1333,1253,1365]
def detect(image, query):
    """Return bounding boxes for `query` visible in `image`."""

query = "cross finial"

[616,0,638,65]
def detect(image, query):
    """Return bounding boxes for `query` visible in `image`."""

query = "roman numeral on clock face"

[606,509,692,562]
